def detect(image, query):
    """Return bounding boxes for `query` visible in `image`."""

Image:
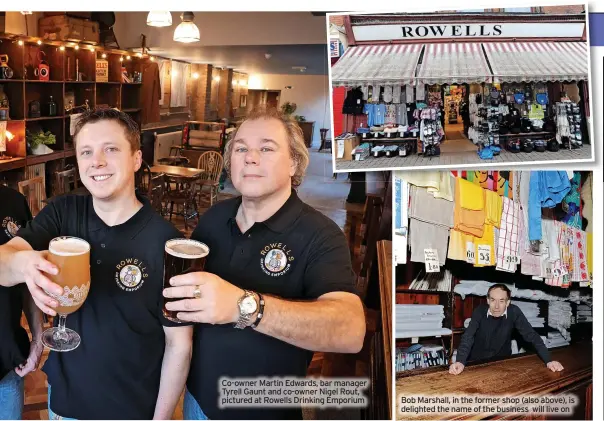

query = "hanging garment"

[170,61,190,107]
[561,172,582,229]
[383,85,393,103]
[363,103,375,127]
[409,219,448,266]
[395,104,408,126]
[528,172,571,241]
[408,186,454,228]
[495,197,521,273]
[392,85,402,104]
[361,85,369,101]
[485,189,503,228]
[454,178,486,238]
[586,232,593,282]
[394,175,409,265]
[416,82,426,101]
[399,172,454,201]
[385,104,397,125]
[342,87,365,115]
[528,104,545,120]
[457,178,485,211]
[374,104,387,125]
[140,61,161,124]
[406,85,415,103]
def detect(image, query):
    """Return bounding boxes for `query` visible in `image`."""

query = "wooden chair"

[197,151,223,207]
[18,176,46,217]
[135,160,152,196]
[148,174,166,216]
[164,175,200,231]
[55,167,79,195]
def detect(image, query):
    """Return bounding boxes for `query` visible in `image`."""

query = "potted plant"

[27,130,56,155]
[281,101,297,116]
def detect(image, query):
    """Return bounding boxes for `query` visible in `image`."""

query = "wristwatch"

[234,290,258,329]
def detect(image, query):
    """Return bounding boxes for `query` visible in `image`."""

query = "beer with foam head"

[163,238,209,322]
[47,236,91,315]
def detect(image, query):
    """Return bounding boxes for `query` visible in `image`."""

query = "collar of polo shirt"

[87,192,153,239]
[487,307,508,319]
[227,189,303,234]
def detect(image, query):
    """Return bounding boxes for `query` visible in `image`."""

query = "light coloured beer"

[47,237,91,315]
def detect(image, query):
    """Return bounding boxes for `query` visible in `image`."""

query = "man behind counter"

[449,284,565,375]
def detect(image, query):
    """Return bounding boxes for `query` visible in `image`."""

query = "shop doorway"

[441,84,475,153]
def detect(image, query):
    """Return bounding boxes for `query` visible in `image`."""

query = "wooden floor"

[22,164,370,419]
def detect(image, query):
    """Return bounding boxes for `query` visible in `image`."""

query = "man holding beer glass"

[0,109,193,419]
[0,185,44,420]
[162,107,366,420]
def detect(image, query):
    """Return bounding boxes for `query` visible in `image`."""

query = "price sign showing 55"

[477,245,491,265]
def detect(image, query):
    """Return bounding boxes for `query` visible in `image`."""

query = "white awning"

[331,44,423,87]
[483,41,589,83]
[417,43,492,85]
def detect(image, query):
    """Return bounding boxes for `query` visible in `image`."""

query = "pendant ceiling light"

[147,11,172,27]
[173,12,200,43]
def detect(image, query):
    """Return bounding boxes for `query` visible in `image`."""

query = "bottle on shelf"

[48,96,57,117]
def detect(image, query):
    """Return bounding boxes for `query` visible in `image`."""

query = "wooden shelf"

[64,149,76,158]
[65,81,95,84]
[96,81,121,85]
[26,116,65,121]
[123,82,142,85]
[25,80,64,84]
[0,157,26,171]
[26,151,65,165]
[0,79,24,83]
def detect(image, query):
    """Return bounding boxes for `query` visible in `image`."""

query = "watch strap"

[234,290,255,330]
[251,293,265,329]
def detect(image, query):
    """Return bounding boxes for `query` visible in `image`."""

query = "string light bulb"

[37,40,42,45]
[59,45,65,51]
[74,45,79,50]
[150,56,155,61]
[214,76,220,82]
[136,52,143,58]
[126,55,131,60]
[101,53,107,59]
[89,46,95,52]
[18,40,23,46]
[119,57,124,62]
[192,72,199,79]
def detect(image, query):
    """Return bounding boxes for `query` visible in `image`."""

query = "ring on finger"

[193,286,202,299]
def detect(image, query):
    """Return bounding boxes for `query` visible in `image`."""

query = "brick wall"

[232,71,249,118]
[542,5,585,14]
[217,68,233,119]
[190,64,213,122]
[329,15,345,26]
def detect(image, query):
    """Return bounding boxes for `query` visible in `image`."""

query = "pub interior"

[0,11,392,420]
[393,170,593,420]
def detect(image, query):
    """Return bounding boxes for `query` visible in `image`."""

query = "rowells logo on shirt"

[260,243,294,277]
[115,258,149,292]
[2,216,21,239]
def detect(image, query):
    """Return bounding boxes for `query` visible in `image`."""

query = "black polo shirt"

[17,192,185,419]
[0,186,33,381]
[187,189,358,420]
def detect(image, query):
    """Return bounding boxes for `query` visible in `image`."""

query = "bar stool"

[319,128,332,151]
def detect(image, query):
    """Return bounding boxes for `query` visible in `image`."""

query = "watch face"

[241,295,257,314]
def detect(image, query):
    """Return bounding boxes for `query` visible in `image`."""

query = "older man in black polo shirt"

[163,107,366,420]
[0,109,193,419]
[0,185,44,420]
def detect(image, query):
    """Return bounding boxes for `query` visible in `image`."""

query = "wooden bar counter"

[396,343,592,420]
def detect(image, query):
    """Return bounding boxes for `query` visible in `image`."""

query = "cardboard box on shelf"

[334,136,360,161]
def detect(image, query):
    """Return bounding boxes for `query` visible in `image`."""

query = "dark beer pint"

[163,238,209,322]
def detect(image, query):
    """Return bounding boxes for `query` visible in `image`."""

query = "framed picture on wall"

[240,95,247,108]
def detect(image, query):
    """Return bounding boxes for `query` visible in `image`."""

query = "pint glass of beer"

[163,239,209,323]
[42,236,91,352]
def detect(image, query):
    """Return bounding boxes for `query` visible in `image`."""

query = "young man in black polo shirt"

[0,185,44,420]
[0,109,193,419]
[449,284,565,375]
[163,107,366,420]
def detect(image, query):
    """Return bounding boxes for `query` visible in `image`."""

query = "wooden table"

[377,240,392,421]
[150,165,203,179]
[396,343,592,420]
[157,156,190,167]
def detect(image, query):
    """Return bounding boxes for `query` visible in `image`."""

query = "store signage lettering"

[352,22,585,41]
[401,24,502,38]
